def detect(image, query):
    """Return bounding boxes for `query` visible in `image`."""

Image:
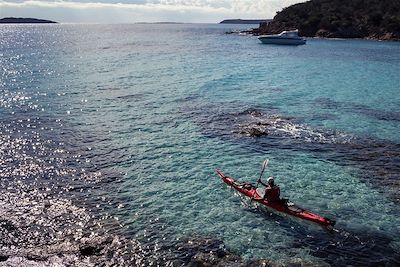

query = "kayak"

[216,169,335,227]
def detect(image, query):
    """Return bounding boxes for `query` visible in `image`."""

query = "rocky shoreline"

[0,185,281,267]
[257,21,400,41]
[232,22,399,42]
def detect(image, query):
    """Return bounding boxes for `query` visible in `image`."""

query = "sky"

[0,0,305,23]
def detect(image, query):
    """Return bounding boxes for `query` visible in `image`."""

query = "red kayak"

[216,169,335,227]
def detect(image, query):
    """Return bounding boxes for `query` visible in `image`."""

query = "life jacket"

[265,185,280,202]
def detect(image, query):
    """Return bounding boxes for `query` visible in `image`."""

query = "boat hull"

[258,36,306,45]
[216,169,334,227]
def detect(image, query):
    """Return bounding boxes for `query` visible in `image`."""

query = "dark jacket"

[265,185,280,202]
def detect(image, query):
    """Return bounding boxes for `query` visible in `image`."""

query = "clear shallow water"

[1,23,400,266]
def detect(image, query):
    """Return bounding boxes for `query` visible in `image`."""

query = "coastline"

[230,25,400,42]
[254,0,400,42]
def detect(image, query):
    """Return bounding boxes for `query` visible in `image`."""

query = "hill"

[258,0,400,40]
[0,17,57,24]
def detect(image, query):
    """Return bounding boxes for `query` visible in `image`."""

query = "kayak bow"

[216,169,335,227]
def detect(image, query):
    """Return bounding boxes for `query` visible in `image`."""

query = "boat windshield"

[280,30,299,37]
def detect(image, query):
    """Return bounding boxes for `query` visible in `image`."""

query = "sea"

[0,23,400,266]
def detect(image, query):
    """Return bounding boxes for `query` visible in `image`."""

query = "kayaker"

[257,177,281,202]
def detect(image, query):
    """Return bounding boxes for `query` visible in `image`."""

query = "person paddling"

[257,177,281,202]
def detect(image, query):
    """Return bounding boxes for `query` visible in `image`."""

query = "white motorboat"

[258,30,306,45]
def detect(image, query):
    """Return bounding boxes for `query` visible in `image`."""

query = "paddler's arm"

[257,179,268,187]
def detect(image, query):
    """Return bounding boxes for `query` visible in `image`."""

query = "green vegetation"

[259,0,400,40]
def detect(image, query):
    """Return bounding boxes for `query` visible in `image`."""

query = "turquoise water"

[1,23,400,266]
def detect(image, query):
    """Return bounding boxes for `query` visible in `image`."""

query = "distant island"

[256,0,400,41]
[0,17,57,24]
[220,19,271,24]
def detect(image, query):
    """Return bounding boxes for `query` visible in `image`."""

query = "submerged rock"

[176,237,275,267]
[0,186,147,267]
[191,252,272,267]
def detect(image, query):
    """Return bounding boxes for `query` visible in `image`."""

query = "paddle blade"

[258,159,269,181]
[262,159,269,170]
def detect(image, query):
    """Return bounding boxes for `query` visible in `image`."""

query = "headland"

[257,0,400,41]
[0,17,57,24]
